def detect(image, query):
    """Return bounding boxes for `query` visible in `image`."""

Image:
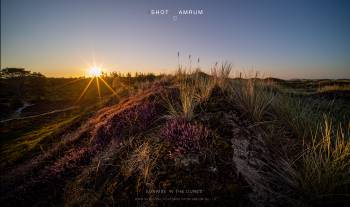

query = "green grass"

[272,95,320,139]
[0,114,81,168]
[221,75,350,205]
[296,117,350,205]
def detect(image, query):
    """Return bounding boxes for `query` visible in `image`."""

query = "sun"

[89,67,102,77]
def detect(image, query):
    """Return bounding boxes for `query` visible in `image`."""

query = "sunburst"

[74,66,118,104]
[88,67,102,77]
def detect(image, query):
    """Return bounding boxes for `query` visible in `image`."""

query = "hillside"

[1,69,349,206]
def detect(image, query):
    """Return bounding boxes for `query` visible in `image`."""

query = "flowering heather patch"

[160,118,211,156]
[98,99,161,144]
[34,98,162,187]
[42,146,93,179]
[6,97,162,182]
[1,86,167,206]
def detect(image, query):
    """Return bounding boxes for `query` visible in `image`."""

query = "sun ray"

[99,77,118,96]
[96,77,101,99]
[75,78,94,104]
[55,78,84,90]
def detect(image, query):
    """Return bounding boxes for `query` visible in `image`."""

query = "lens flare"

[89,67,102,77]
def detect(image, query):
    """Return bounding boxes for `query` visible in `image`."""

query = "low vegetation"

[0,64,349,206]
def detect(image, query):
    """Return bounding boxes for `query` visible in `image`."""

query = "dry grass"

[193,71,216,103]
[317,84,350,92]
[163,63,231,120]
[211,62,232,89]
[296,117,350,204]
[64,133,166,206]
[163,70,208,120]
[228,79,275,122]
[122,140,163,189]
[227,76,350,205]
[162,79,197,120]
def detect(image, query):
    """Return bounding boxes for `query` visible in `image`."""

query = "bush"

[160,118,211,157]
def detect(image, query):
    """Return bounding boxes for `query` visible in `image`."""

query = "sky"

[1,0,350,79]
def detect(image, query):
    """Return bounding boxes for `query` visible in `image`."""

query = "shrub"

[100,99,160,143]
[160,118,210,157]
